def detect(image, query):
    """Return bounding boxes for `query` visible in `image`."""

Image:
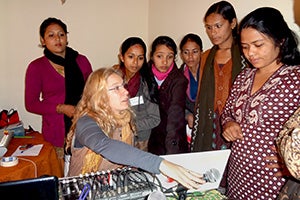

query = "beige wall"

[0,0,298,131]
[148,0,299,51]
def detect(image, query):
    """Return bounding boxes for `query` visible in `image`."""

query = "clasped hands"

[222,121,290,177]
[56,104,75,118]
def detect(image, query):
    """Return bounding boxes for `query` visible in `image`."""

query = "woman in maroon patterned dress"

[221,7,300,199]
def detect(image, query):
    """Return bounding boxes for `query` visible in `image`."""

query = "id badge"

[129,96,144,106]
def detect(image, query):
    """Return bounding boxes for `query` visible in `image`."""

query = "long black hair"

[204,1,238,38]
[119,37,159,103]
[239,7,300,65]
[150,35,178,58]
[179,33,203,52]
[40,17,68,38]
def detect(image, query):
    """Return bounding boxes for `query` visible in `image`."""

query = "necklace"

[218,47,231,50]
[53,65,65,76]
[49,60,65,76]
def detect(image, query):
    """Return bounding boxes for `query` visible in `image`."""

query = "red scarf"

[121,67,140,97]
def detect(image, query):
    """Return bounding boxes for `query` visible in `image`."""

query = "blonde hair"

[66,67,136,150]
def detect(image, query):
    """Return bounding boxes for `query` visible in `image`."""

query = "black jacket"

[148,64,189,155]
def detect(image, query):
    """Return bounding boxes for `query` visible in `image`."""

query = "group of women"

[25,17,205,190]
[24,1,300,199]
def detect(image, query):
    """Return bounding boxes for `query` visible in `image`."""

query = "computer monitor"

[0,176,59,200]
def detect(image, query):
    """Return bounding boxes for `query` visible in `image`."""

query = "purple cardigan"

[25,55,92,147]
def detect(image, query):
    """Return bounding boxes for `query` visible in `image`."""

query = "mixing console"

[58,167,159,200]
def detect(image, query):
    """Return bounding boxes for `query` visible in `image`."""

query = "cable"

[131,169,153,190]
[176,184,187,200]
[163,184,181,199]
[78,183,91,200]
[59,167,170,199]
[18,157,37,178]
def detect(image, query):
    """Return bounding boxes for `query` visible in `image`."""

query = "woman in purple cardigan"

[25,17,92,166]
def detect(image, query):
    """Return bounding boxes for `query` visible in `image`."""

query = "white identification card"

[129,96,144,106]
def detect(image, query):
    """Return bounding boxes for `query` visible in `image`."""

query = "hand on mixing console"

[159,159,206,190]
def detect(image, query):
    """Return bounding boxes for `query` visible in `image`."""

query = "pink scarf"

[151,62,174,81]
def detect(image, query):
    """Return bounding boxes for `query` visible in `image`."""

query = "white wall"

[0,0,298,131]
[0,0,149,131]
[148,0,299,53]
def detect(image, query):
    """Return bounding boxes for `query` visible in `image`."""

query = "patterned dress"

[221,65,300,199]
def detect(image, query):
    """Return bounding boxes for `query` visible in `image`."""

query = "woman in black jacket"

[148,36,189,155]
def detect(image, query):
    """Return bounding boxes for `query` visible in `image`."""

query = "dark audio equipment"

[58,167,159,200]
[0,176,59,200]
[0,167,221,199]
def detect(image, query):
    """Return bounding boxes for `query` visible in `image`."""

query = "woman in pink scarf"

[148,36,189,155]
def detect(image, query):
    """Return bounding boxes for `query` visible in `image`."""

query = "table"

[0,131,63,182]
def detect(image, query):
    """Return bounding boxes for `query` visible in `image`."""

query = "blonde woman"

[65,67,205,189]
